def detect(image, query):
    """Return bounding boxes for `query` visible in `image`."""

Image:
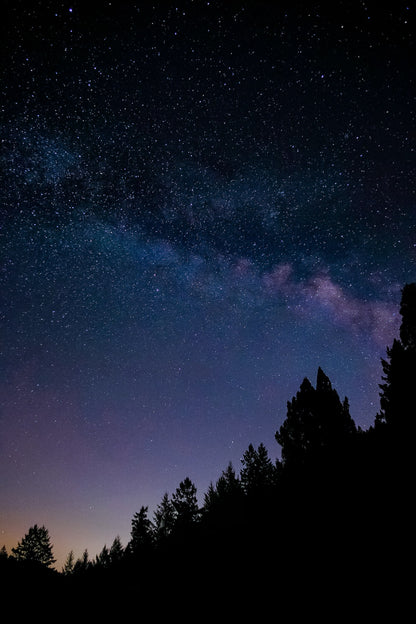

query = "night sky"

[1,0,414,568]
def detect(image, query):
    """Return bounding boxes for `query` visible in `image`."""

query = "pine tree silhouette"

[128,506,154,555]
[376,283,416,439]
[11,524,56,568]
[275,368,356,469]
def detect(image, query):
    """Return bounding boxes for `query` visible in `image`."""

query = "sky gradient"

[1,0,414,569]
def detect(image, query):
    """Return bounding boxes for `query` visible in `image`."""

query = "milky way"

[1,1,414,567]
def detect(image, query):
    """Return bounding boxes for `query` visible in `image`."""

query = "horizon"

[1,350,399,571]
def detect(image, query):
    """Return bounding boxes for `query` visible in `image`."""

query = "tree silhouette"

[240,443,278,496]
[369,283,416,563]
[128,506,154,554]
[153,492,176,541]
[217,462,241,497]
[171,477,199,530]
[11,524,56,568]
[276,368,356,469]
[376,283,416,437]
[5,287,412,615]
[203,462,242,517]
[73,548,90,575]
[203,482,218,511]
[96,544,111,568]
[62,550,75,575]
[109,535,124,564]
[0,545,8,559]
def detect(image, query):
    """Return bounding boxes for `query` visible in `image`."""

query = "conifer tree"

[109,535,124,563]
[203,462,242,515]
[275,368,356,468]
[129,506,154,554]
[240,442,277,496]
[171,477,199,529]
[11,524,56,568]
[376,283,416,437]
[62,550,75,575]
[203,482,219,513]
[73,549,90,575]
[96,544,111,568]
[216,462,241,499]
[153,493,176,540]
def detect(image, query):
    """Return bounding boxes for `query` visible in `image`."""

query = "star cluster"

[1,1,414,567]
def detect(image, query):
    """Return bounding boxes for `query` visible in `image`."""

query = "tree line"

[2,283,414,615]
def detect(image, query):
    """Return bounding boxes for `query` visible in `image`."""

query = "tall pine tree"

[276,368,356,469]
[153,493,176,541]
[376,283,416,438]
[240,443,277,496]
[129,506,154,555]
[171,477,199,530]
[203,462,242,518]
[12,524,56,568]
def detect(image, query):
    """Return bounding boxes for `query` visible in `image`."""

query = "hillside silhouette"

[2,284,414,619]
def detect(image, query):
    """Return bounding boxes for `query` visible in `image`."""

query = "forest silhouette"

[2,284,414,618]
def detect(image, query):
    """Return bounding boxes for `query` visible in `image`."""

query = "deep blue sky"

[1,0,414,568]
